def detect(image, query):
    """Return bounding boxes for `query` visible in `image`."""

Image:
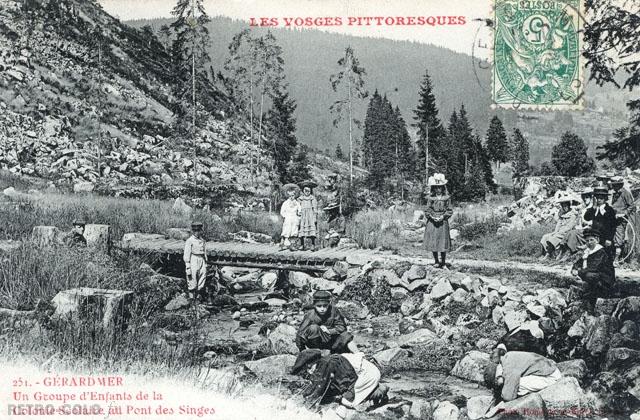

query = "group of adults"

[540,172,635,266]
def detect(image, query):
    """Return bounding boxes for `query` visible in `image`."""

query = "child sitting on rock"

[296,290,357,353]
[570,227,615,310]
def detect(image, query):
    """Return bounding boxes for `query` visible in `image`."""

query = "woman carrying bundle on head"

[423,173,453,269]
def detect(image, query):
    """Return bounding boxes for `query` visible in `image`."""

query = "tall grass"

[346,206,416,250]
[0,192,282,241]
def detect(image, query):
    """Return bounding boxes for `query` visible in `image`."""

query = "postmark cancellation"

[492,0,584,110]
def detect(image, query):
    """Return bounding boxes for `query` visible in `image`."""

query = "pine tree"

[475,135,497,194]
[267,86,298,183]
[486,116,509,168]
[552,132,596,176]
[362,90,383,170]
[511,128,530,177]
[335,144,345,160]
[288,146,312,184]
[596,100,640,169]
[329,46,368,183]
[413,70,445,185]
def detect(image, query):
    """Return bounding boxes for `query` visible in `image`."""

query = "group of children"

[280,181,320,251]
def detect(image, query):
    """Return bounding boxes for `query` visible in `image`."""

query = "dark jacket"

[302,354,358,404]
[572,246,615,286]
[296,306,347,348]
[583,205,617,243]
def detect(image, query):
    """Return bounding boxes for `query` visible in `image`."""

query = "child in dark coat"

[570,227,616,309]
[583,186,617,259]
[296,290,357,353]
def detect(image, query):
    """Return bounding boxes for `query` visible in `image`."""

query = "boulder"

[484,277,502,291]
[374,348,408,366]
[595,298,621,316]
[400,294,422,316]
[604,348,640,371]
[535,289,567,309]
[461,276,483,294]
[166,228,190,240]
[583,315,618,357]
[289,271,314,288]
[492,306,504,325]
[429,279,454,300]
[611,320,640,349]
[267,324,298,355]
[492,393,547,420]
[504,289,524,302]
[332,261,350,278]
[567,314,596,338]
[260,272,278,290]
[526,303,546,318]
[164,295,190,311]
[322,268,340,281]
[450,351,491,383]
[407,279,431,292]
[504,309,528,331]
[432,401,459,420]
[451,288,469,303]
[242,354,296,382]
[31,226,62,246]
[614,297,640,324]
[557,359,588,383]
[537,377,594,416]
[390,328,439,348]
[83,224,111,251]
[405,265,427,281]
[476,338,498,352]
[466,395,494,420]
[391,287,409,299]
[172,198,192,216]
[371,269,410,289]
[51,288,133,333]
[409,400,432,419]
[73,181,94,193]
[335,301,369,320]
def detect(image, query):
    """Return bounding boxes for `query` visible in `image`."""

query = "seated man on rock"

[290,349,389,418]
[296,290,358,353]
[570,227,616,310]
[484,345,562,403]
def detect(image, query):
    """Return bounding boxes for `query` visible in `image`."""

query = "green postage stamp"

[492,0,584,109]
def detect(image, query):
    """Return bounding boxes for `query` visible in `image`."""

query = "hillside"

[131,16,632,164]
[0,0,351,206]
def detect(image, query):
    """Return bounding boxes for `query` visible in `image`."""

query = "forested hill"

[130,16,629,163]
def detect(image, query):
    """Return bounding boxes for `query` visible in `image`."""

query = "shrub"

[458,214,507,241]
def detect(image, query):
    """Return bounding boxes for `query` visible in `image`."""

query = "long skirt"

[281,216,299,238]
[565,229,585,252]
[424,220,451,252]
[299,208,317,237]
[540,231,566,249]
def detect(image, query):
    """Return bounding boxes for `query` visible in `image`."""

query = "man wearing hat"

[610,176,635,265]
[64,219,87,247]
[570,227,616,309]
[583,186,617,259]
[183,222,208,302]
[296,290,357,353]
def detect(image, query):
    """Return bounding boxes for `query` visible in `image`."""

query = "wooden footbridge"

[116,234,381,272]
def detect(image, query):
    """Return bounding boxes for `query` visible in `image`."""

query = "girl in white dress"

[280,187,301,250]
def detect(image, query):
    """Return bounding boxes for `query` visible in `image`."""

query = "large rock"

[467,395,494,420]
[407,279,431,292]
[404,265,427,281]
[289,271,314,288]
[166,227,190,240]
[267,324,298,355]
[557,359,588,383]
[83,224,111,251]
[429,279,454,300]
[242,355,296,382]
[401,294,422,316]
[51,288,133,333]
[451,351,491,383]
[504,309,529,331]
[451,288,469,303]
[604,347,640,371]
[614,297,640,324]
[31,226,62,246]
[164,295,189,311]
[583,315,618,357]
[335,301,369,320]
[332,261,350,278]
[432,401,459,420]
[537,377,594,416]
[492,393,547,420]
[172,198,192,216]
[535,288,567,309]
[390,328,439,348]
[371,269,410,289]
[374,347,408,366]
[409,400,432,419]
[568,314,596,338]
[595,298,621,316]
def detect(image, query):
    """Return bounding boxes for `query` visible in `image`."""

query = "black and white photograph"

[1,0,640,418]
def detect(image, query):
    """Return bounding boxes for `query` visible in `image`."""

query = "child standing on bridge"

[183,222,208,303]
[424,174,453,269]
[280,184,301,250]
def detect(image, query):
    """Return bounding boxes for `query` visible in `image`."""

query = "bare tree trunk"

[192,0,197,191]
[249,71,255,184]
[97,40,102,180]
[257,90,265,173]
[425,124,429,188]
[347,64,353,185]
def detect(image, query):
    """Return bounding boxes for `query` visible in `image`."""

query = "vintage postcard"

[1,0,639,419]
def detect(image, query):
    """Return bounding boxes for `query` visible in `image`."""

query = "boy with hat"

[583,186,617,258]
[296,290,357,353]
[183,222,208,302]
[570,227,615,309]
[610,176,635,265]
[64,219,87,247]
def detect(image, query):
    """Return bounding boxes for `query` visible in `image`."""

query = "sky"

[99,0,492,56]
